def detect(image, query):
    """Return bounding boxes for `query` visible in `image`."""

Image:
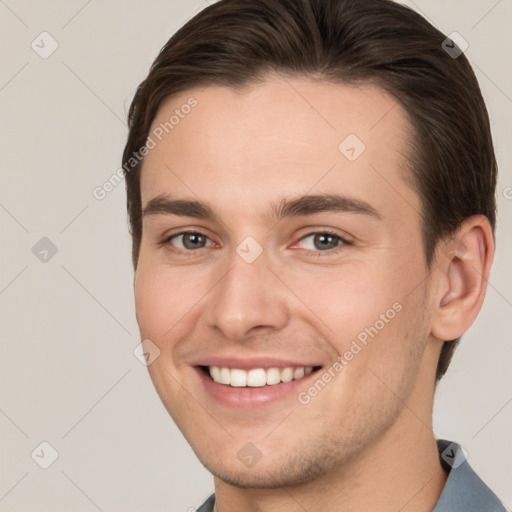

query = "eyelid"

[160,228,352,254]
[160,228,216,248]
[291,230,352,252]
[293,226,353,243]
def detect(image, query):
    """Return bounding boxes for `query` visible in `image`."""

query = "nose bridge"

[206,248,288,339]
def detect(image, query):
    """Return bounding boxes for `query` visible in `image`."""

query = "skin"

[133,76,494,511]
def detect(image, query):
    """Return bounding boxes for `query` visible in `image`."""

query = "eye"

[165,231,214,250]
[297,232,347,251]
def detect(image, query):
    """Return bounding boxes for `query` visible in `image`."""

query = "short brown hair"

[122,0,497,381]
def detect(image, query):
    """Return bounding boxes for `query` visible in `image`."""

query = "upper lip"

[192,356,322,370]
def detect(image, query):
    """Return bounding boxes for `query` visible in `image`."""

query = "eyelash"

[301,230,352,257]
[161,229,352,257]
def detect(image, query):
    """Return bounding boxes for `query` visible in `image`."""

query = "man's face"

[134,77,439,487]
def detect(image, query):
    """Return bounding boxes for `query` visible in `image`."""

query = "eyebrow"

[143,195,218,220]
[142,193,382,222]
[271,194,382,221]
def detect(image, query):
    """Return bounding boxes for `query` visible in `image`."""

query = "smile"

[206,365,315,387]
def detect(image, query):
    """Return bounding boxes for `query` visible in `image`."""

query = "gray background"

[0,1,510,510]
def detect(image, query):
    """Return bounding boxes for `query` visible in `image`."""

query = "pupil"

[184,233,205,249]
[314,234,338,250]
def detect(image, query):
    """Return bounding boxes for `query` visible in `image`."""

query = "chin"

[198,449,335,490]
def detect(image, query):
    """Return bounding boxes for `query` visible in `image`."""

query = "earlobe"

[431,215,494,341]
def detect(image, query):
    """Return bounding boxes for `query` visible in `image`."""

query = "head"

[123,0,496,489]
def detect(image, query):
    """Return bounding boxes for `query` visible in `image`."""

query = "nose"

[205,250,289,341]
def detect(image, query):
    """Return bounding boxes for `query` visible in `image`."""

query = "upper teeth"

[208,366,313,387]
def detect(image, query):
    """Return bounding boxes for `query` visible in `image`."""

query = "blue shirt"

[196,440,506,511]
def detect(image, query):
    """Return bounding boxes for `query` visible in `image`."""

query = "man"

[122,0,505,510]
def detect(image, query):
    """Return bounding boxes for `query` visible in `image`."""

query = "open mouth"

[199,365,322,388]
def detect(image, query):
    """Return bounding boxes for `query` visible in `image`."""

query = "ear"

[430,215,494,341]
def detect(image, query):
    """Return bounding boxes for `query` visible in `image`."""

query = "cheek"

[347,285,429,398]
[134,256,214,348]
[299,258,425,381]
[134,267,168,338]
[287,260,395,338]
[134,261,188,340]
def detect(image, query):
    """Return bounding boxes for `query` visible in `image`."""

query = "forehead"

[140,77,419,220]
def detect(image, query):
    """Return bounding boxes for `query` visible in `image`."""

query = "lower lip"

[194,367,321,409]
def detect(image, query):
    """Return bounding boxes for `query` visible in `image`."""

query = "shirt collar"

[433,439,506,512]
